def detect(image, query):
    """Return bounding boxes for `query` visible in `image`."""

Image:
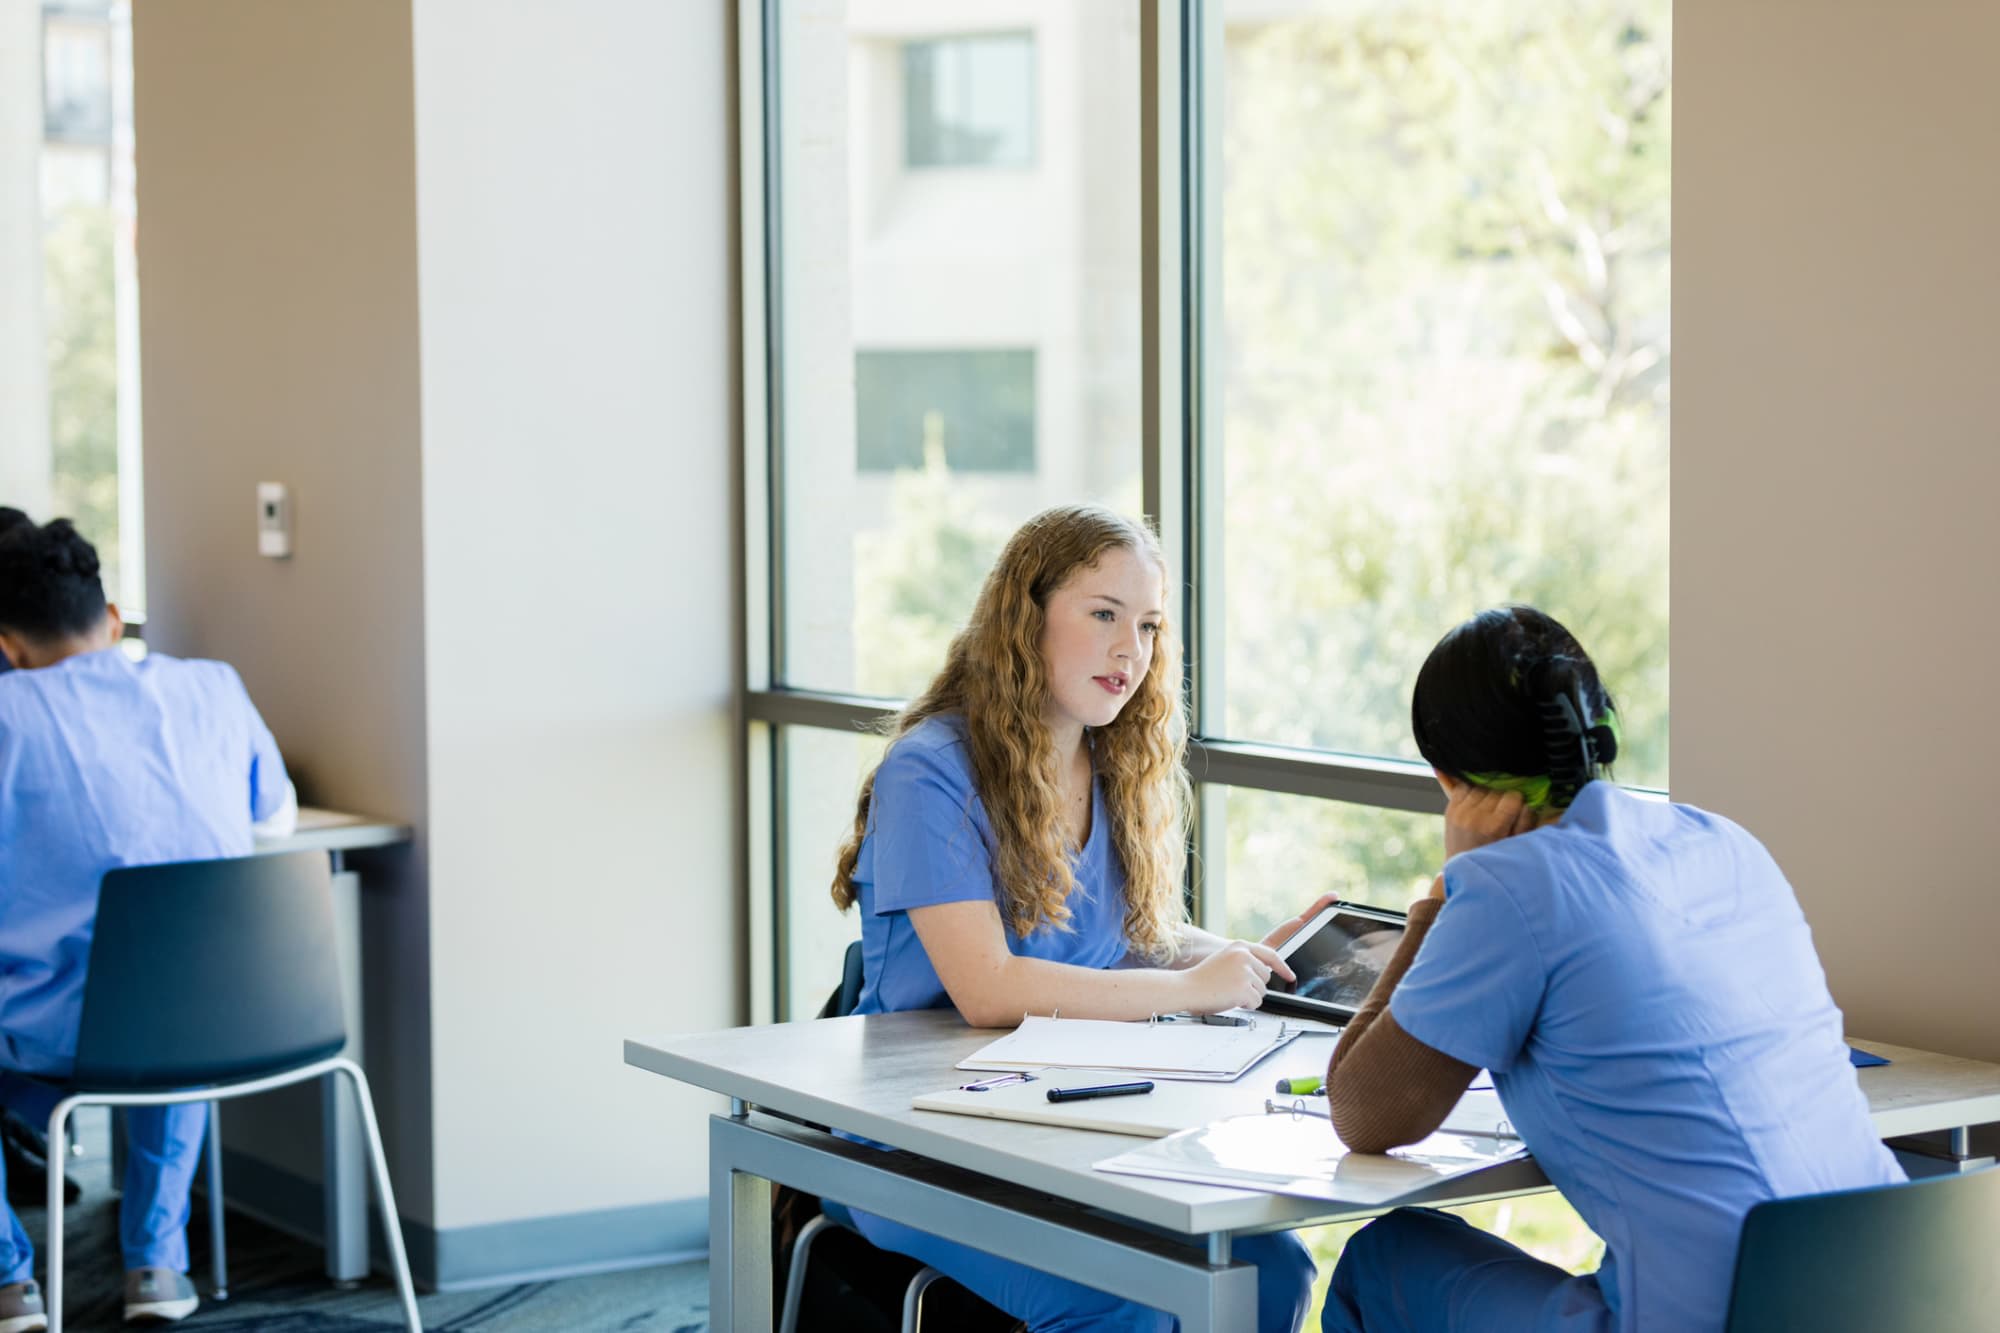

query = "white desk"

[246,809,410,1284]
[626,1013,2000,1333]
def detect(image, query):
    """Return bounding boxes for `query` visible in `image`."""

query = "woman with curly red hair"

[829,503,1317,1333]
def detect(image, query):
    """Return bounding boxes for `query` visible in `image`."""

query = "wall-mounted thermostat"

[257,482,292,558]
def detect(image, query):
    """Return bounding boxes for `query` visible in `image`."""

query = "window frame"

[734,0,1663,1024]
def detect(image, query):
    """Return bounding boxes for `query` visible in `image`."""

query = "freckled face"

[1038,546,1165,733]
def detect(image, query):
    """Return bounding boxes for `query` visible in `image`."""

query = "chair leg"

[901,1265,944,1333]
[331,1060,422,1332]
[778,1212,832,1333]
[45,1098,79,1333]
[205,1100,229,1300]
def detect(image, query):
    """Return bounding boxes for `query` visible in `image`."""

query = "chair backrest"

[817,939,866,1021]
[72,850,347,1090]
[1725,1166,2000,1332]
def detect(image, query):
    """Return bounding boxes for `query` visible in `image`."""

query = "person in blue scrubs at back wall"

[0,517,298,1330]
[1318,606,1903,1333]
[826,503,1323,1333]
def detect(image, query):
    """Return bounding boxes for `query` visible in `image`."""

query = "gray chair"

[42,851,420,1333]
[1725,1165,2000,1331]
[777,939,998,1333]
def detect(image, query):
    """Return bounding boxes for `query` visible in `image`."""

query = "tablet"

[1261,901,1408,1025]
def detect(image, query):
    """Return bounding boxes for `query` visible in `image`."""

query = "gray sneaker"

[0,1280,47,1333]
[122,1268,198,1324]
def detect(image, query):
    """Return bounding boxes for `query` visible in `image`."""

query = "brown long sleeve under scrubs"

[1324,894,1482,1154]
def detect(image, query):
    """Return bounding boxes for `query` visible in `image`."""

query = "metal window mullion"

[769,722,791,1023]
[744,689,897,735]
[746,721,778,1027]
[1184,0,1230,932]
[1140,0,1187,584]
[738,0,782,1024]
[758,0,786,691]
[1142,0,1198,924]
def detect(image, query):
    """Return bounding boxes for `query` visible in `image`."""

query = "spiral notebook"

[956,1013,1302,1083]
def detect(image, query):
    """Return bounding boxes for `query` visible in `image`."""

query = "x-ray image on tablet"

[1263,902,1408,1024]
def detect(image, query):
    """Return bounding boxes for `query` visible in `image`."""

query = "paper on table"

[1095,1112,1528,1207]
[959,1014,1299,1082]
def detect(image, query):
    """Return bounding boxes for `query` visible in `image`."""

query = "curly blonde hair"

[832,504,1191,963]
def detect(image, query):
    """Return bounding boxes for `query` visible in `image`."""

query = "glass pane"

[776,1,1143,700]
[904,32,1036,168]
[781,725,888,1023]
[1220,787,1443,944]
[1215,1,1671,788]
[17,1,144,611]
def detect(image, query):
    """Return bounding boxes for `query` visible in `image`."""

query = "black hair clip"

[1538,689,1594,807]
[1584,722,1618,767]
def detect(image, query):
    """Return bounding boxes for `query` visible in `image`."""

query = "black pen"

[1046,1080,1155,1103]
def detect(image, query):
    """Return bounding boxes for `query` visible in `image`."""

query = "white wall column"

[1,0,53,515]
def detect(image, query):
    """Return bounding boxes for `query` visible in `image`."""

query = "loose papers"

[1095,1111,1528,1207]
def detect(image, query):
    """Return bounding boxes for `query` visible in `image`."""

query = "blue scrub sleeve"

[866,741,999,914]
[232,668,291,823]
[1389,858,1547,1073]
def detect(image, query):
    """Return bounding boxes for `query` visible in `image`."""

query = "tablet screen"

[1269,909,1405,1014]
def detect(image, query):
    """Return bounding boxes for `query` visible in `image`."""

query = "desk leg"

[709,1115,773,1331]
[1178,1236,1257,1333]
[322,866,369,1284]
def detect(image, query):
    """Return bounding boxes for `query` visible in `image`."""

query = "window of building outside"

[2,1,142,616]
[856,348,1036,473]
[903,32,1036,168]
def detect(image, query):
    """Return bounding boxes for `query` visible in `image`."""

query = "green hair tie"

[1464,711,1619,813]
[1461,772,1555,811]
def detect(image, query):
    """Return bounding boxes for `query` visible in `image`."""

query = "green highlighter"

[1274,1075,1325,1096]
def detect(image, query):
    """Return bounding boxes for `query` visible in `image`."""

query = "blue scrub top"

[0,647,290,1074]
[1391,782,1903,1333]
[851,713,1130,1016]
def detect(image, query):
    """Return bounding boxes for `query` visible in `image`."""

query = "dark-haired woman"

[1319,606,1902,1333]
[0,517,296,1328]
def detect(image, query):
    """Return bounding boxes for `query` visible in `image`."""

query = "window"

[770,3,1140,701]
[778,726,884,1022]
[903,33,1036,168]
[856,348,1036,473]
[744,0,1661,1292]
[749,0,1668,1000]
[5,1,143,613]
[1215,0,1671,789]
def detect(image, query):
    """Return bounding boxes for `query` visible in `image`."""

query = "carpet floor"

[11,1109,709,1331]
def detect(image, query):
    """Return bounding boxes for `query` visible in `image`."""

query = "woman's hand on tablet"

[1179,940,1294,1013]
[1262,892,1343,951]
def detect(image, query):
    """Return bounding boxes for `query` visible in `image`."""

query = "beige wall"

[136,0,738,1265]
[133,0,435,1217]
[1674,2,2000,1062]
